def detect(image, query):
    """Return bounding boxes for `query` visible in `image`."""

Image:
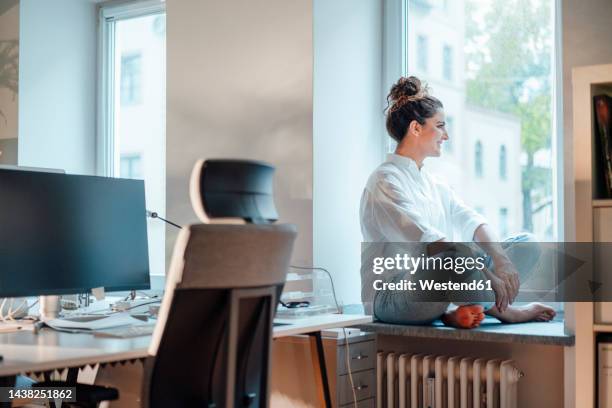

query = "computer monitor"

[0,169,150,297]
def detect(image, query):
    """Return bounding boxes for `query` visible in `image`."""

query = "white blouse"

[359,154,487,311]
[360,153,486,244]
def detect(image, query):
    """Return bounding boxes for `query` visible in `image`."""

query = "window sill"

[355,314,573,346]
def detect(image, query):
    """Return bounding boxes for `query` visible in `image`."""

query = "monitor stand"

[39,295,61,321]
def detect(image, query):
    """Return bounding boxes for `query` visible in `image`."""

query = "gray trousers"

[373,233,541,325]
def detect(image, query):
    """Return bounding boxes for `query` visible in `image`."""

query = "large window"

[100,4,167,277]
[406,0,556,242]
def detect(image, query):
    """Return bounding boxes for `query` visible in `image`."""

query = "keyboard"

[93,323,156,339]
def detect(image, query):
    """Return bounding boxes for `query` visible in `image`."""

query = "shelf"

[594,324,612,332]
[593,199,612,208]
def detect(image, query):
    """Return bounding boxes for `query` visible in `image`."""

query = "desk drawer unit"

[271,331,377,408]
[338,339,376,375]
[338,369,375,405]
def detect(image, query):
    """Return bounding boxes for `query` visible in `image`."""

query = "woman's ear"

[408,120,421,137]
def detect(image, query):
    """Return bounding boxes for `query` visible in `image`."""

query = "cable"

[147,210,182,229]
[289,265,358,408]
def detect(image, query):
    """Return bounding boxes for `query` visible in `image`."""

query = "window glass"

[113,13,166,276]
[406,0,555,241]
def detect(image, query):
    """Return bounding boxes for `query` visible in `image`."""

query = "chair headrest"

[189,159,279,225]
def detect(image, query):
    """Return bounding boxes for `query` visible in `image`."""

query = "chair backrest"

[143,223,296,408]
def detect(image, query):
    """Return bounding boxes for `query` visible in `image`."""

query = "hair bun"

[387,76,429,112]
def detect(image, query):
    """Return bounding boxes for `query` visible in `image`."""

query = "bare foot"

[442,305,485,329]
[486,302,556,323]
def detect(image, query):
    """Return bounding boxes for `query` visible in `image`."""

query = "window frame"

[97,0,167,290]
[97,0,166,177]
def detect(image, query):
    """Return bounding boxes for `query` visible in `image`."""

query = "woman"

[360,76,556,329]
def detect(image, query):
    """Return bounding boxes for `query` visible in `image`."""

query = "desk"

[274,314,372,407]
[274,314,372,338]
[0,314,371,407]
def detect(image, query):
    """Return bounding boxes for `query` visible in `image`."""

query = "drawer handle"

[352,353,368,360]
[354,384,369,391]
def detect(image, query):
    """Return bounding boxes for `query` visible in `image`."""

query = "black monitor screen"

[0,169,150,297]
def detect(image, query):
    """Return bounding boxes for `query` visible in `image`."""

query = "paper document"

[46,313,144,331]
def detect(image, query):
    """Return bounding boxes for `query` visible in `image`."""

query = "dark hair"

[385,76,443,143]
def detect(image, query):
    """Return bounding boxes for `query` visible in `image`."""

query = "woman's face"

[417,110,449,157]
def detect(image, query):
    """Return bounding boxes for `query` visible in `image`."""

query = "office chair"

[142,222,296,407]
[140,159,295,407]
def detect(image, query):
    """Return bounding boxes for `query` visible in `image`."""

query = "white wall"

[18,0,97,175]
[166,0,313,265]
[313,0,384,305]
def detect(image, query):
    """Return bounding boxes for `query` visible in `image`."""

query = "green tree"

[465,0,553,233]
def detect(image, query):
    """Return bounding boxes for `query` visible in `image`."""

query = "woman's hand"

[481,257,519,312]
[487,273,510,312]
[491,256,520,308]
[472,225,520,311]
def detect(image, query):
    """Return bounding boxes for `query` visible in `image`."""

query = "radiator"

[376,352,523,408]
